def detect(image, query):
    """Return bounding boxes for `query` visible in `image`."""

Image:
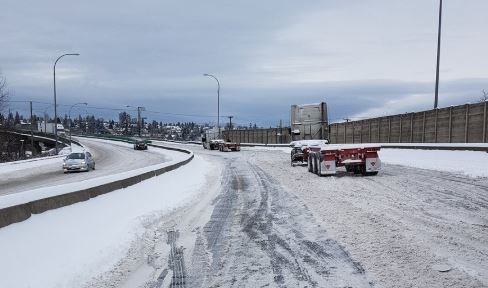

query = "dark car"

[134,140,148,150]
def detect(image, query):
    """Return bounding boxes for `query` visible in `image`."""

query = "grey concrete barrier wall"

[330,102,488,144]
[0,144,193,229]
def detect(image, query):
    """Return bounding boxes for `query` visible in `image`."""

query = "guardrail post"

[465,104,469,143]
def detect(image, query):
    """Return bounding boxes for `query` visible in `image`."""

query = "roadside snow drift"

[379,149,488,178]
[0,155,214,288]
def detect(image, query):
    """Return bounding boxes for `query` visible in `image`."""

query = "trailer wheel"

[353,165,362,175]
[313,155,318,174]
[359,164,366,175]
[316,158,322,176]
[311,154,316,173]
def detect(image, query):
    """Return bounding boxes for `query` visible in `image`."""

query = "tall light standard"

[69,102,87,150]
[203,73,220,137]
[54,53,80,154]
[434,0,443,109]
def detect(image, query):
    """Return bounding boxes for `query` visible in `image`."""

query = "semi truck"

[290,140,381,176]
[289,100,381,176]
[38,122,66,137]
[202,128,241,152]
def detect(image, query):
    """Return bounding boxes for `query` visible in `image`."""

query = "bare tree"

[480,89,488,102]
[0,72,9,112]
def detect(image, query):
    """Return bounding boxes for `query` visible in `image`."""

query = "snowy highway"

[0,141,487,288]
[0,137,169,196]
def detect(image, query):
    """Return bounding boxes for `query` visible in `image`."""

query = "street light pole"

[54,53,79,154]
[434,0,443,109]
[203,74,220,137]
[69,102,87,151]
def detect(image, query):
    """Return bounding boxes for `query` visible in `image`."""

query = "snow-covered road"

[1,141,487,288]
[0,137,169,196]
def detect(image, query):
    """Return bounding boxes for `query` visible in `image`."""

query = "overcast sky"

[1,0,487,126]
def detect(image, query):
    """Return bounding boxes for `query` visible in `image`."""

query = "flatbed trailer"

[219,142,241,152]
[307,145,381,176]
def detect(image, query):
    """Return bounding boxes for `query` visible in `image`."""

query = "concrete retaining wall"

[0,143,193,229]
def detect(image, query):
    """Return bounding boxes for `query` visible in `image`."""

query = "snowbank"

[0,155,215,288]
[379,149,488,178]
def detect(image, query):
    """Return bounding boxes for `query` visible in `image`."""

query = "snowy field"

[379,149,488,178]
[0,154,216,288]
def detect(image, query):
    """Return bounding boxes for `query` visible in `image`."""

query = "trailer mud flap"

[320,154,336,175]
[365,157,381,172]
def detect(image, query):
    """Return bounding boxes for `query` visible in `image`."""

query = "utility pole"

[434,0,443,109]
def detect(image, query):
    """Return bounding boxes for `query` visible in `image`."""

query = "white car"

[63,152,95,173]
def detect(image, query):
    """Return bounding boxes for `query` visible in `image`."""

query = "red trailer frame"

[219,142,241,152]
[308,145,381,176]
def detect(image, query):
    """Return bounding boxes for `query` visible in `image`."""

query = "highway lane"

[0,137,169,196]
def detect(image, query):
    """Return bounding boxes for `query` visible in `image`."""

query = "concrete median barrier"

[0,144,194,229]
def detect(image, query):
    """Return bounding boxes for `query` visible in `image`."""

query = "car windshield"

[67,153,85,160]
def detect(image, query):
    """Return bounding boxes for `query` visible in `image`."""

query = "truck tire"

[316,157,322,176]
[313,155,319,174]
[359,164,366,176]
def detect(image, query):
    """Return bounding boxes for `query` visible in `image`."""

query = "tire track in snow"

[189,159,373,287]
